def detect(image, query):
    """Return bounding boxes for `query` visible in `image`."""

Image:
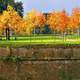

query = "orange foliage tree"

[71,8,80,35]
[47,10,69,35]
[0,15,5,39]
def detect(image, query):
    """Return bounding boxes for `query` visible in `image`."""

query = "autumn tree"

[47,10,69,36]
[42,13,52,34]
[71,8,80,36]
[67,15,78,35]
[1,5,22,40]
[0,15,5,40]
[24,9,46,35]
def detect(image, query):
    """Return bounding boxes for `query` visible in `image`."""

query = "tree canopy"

[0,0,24,17]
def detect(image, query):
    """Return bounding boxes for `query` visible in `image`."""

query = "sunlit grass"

[0,35,80,47]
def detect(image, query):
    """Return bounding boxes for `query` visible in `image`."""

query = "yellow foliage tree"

[0,5,22,40]
[24,9,46,35]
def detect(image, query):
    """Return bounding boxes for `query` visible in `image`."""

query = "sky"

[15,0,80,15]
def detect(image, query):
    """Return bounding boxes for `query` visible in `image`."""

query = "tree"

[1,5,22,40]
[42,13,52,34]
[24,9,46,35]
[47,10,69,36]
[71,8,80,36]
[0,0,14,13]
[67,16,78,35]
[0,15,4,40]
[0,0,23,17]
[14,1,24,17]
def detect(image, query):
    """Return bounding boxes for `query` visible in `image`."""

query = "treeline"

[0,1,80,40]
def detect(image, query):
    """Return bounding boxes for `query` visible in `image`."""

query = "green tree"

[0,0,23,17]
[14,1,24,17]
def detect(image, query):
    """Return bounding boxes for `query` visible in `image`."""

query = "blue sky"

[15,0,80,15]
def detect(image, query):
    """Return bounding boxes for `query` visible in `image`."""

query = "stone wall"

[0,46,80,80]
[0,46,80,59]
[0,61,79,80]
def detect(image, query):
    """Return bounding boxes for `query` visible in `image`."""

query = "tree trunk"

[7,27,10,40]
[62,31,65,40]
[34,28,35,35]
[6,28,7,40]
[15,32,17,40]
[0,36,2,40]
[6,27,10,40]
[77,27,80,37]
[0,33,2,40]
[34,28,36,38]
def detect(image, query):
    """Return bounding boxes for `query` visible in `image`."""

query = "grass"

[0,35,80,47]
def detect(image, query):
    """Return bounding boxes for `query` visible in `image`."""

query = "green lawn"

[0,35,80,47]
